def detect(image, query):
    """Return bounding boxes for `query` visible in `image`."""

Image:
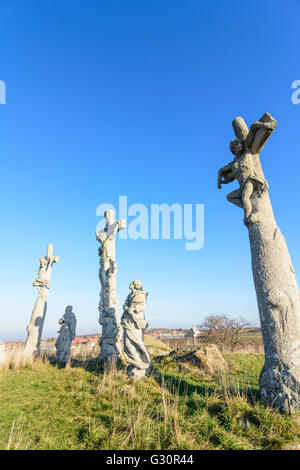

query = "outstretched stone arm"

[245,113,277,154]
[251,121,275,131]
[109,220,121,239]
[96,220,121,242]
[246,120,276,150]
[218,162,235,189]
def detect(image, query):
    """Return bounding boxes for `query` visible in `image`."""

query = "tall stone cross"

[23,244,59,358]
[218,112,300,412]
[95,210,126,364]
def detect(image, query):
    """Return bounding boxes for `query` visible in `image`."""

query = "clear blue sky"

[1,0,300,340]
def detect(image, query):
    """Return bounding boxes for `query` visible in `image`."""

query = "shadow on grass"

[150,364,216,398]
[48,354,102,374]
[219,379,261,406]
[151,363,261,407]
[47,353,261,408]
[48,354,127,376]
[69,357,105,374]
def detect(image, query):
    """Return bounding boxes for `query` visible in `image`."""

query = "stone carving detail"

[218,112,300,412]
[96,210,126,364]
[121,280,151,378]
[23,244,59,357]
[55,305,77,364]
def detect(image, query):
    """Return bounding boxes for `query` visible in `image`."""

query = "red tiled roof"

[72,338,88,344]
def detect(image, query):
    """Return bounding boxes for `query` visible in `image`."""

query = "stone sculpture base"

[99,353,121,367]
[98,319,124,366]
[126,364,151,379]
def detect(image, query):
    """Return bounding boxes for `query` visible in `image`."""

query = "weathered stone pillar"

[95,210,126,364]
[218,112,300,411]
[23,244,59,357]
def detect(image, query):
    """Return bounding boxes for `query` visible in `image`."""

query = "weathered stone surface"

[121,280,151,378]
[218,112,300,412]
[165,345,228,374]
[96,210,126,364]
[55,305,76,364]
[23,244,59,358]
[144,334,170,356]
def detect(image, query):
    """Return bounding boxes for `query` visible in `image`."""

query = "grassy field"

[0,349,299,450]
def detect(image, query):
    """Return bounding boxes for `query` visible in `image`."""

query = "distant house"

[160,330,186,339]
[192,326,202,338]
[5,341,24,349]
[71,335,100,347]
[72,337,89,345]
[146,330,161,339]
[87,336,99,347]
[146,327,203,340]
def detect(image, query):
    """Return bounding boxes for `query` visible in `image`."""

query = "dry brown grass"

[234,342,264,354]
[5,415,34,450]
[0,343,101,373]
[1,345,36,371]
[160,335,264,354]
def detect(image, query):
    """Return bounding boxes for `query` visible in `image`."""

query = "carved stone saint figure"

[55,305,77,364]
[218,112,300,412]
[121,280,151,378]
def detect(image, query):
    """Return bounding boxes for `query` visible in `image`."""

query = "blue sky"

[1,0,300,340]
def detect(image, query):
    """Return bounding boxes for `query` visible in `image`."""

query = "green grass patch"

[0,354,299,450]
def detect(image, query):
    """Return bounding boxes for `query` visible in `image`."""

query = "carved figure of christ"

[95,210,126,261]
[218,112,276,225]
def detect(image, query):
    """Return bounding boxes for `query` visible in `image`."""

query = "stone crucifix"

[95,210,126,364]
[218,112,300,412]
[23,244,59,358]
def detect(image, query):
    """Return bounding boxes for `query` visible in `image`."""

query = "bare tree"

[201,315,250,351]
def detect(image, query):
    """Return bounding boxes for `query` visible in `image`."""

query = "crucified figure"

[217,111,300,413]
[95,210,126,363]
[217,112,276,225]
